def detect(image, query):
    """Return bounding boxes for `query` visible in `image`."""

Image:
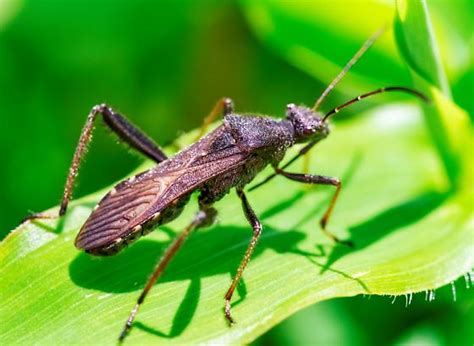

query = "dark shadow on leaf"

[290,152,362,230]
[134,277,201,338]
[69,225,308,338]
[283,243,370,292]
[322,191,448,273]
[305,254,371,293]
[259,190,306,220]
[29,213,66,234]
[67,159,373,341]
[232,277,248,308]
[134,276,248,338]
[69,226,307,292]
[76,201,98,210]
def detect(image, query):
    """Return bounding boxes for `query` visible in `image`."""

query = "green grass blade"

[395,0,472,186]
[240,0,410,101]
[1,2,472,343]
[1,107,472,344]
[395,0,450,95]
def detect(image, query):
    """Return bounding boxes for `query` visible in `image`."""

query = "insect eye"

[286,103,297,116]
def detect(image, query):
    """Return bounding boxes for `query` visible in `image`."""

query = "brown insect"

[24,29,427,342]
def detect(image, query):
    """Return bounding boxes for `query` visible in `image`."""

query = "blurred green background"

[0,0,472,345]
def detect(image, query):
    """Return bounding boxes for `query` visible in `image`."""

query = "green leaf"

[395,0,472,186]
[1,106,472,344]
[240,0,410,99]
[2,1,472,344]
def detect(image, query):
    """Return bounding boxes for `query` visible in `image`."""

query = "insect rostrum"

[24,30,428,342]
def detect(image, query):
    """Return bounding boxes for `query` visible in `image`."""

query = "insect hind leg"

[118,202,217,342]
[22,104,168,224]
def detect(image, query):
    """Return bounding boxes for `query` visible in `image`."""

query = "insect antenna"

[249,28,428,193]
[250,29,386,192]
[312,27,385,111]
[249,86,428,192]
[323,86,429,122]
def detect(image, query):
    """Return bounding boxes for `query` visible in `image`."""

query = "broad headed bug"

[24,29,428,342]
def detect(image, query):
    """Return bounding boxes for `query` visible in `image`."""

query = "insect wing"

[75,144,249,252]
[74,169,174,251]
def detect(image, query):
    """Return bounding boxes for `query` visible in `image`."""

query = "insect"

[24,29,427,342]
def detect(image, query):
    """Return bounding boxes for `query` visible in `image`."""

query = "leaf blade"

[1,108,472,345]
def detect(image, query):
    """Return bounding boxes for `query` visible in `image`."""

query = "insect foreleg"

[275,169,353,247]
[118,203,217,342]
[195,97,234,140]
[224,189,263,325]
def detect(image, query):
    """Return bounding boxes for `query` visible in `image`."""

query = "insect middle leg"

[119,203,217,342]
[195,97,234,140]
[224,189,263,325]
[275,169,353,247]
[23,104,168,222]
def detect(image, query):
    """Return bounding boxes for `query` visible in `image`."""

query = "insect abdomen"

[82,193,191,256]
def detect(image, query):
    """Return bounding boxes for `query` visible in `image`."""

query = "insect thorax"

[199,115,294,204]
